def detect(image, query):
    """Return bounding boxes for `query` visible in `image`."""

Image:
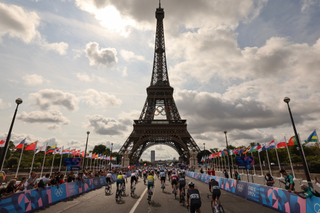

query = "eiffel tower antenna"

[119,3,200,166]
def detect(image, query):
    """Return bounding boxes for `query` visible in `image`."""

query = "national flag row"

[0,139,116,161]
[203,130,318,161]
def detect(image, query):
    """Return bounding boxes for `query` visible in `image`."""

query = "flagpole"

[274,141,282,177]
[59,147,64,172]
[265,149,272,176]
[90,157,92,170]
[40,146,47,178]
[257,148,263,176]
[298,133,311,180]
[251,152,256,175]
[285,137,296,179]
[50,148,56,176]
[231,153,235,175]
[235,154,239,173]
[65,152,70,176]
[29,142,37,177]
[15,140,25,177]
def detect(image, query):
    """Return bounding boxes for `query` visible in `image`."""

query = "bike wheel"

[211,200,215,213]
[219,205,225,213]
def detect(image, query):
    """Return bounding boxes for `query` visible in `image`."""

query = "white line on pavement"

[129,187,148,213]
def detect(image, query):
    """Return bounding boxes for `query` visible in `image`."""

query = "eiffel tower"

[119,2,200,164]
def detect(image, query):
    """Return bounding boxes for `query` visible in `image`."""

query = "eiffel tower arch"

[119,3,200,165]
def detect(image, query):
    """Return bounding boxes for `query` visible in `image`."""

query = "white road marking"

[129,186,148,213]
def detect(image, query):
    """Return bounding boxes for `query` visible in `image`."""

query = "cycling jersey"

[171,174,178,181]
[179,175,186,185]
[160,172,166,177]
[106,173,112,177]
[117,175,124,182]
[209,180,221,198]
[147,175,154,183]
[131,173,136,177]
[188,188,201,212]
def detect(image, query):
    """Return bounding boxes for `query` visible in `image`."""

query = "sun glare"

[95,6,135,36]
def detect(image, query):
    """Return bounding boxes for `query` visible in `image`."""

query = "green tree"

[7,157,18,168]
[93,145,106,154]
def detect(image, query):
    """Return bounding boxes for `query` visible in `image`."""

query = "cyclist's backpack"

[310,187,320,197]
[38,180,45,188]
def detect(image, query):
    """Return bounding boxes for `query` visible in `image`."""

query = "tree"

[197,150,211,163]
[7,157,18,168]
[92,145,106,154]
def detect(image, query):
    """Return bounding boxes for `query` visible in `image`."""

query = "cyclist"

[179,171,186,203]
[147,172,154,198]
[168,169,172,181]
[171,171,179,194]
[209,178,221,213]
[143,170,147,182]
[130,171,138,193]
[106,170,112,187]
[157,169,160,178]
[187,181,201,213]
[160,169,166,189]
[116,171,124,198]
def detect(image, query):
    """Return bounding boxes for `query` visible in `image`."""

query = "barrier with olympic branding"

[148,105,171,116]
[0,172,131,213]
[186,171,320,213]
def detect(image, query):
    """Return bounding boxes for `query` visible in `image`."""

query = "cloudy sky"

[1,0,320,161]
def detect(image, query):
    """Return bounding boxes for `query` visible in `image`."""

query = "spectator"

[294,184,314,199]
[18,177,28,191]
[6,180,18,193]
[234,171,241,183]
[0,188,14,199]
[50,173,57,186]
[67,171,75,183]
[265,173,275,187]
[55,172,61,187]
[315,177,320,188]
[200,168,204,174]
[223,170,229,179]
[279,169,294,192]
[27,172,37,190]
[38,174,51,189]
[59,174,65,184]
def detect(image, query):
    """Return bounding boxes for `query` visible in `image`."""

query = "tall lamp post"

[283,97,312,187]
[224,131,233,178]
[0,98,23,171]
[110,143,113,170]
[203,143,205,150]
[83,131,90,170]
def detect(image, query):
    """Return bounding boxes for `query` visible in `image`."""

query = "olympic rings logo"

[55,188,64,197]
[148,106,171,116]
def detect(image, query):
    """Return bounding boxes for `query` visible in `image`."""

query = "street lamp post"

[224,131,233,178]
[283,97,312,187]
[0,98,23,171]
[83,131,90,170]
[110,143,113,170]
[203,143,205,150]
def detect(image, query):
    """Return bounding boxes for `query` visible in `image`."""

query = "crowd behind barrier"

[0,171,132,213]
[185,171,320,213]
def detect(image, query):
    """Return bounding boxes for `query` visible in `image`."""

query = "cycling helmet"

[149,172,153,175]
[119,171,122,174]
[172,171,176,174]
[188,181,194,187]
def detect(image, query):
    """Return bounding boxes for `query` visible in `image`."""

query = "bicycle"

[131,183,136,196]
[207,194,224,213]
[173,184,177,198]
[116,184,122,202]
[187,206,199,213]
[147,187,153,204]
[161,180,165,192]
[105,184,112,195]
[180,188,186,206]
[143,177,146,185]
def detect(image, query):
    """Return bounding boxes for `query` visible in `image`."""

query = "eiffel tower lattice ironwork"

[119,3,200,164]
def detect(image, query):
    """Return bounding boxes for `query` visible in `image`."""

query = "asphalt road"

[35,176,278,213]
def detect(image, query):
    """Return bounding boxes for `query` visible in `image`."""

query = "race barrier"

[0,172,131,213]
[186,171,320,213]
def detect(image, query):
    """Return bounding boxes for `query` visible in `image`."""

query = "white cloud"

[76,73,107,83]
[29,89,79,111]
[301,0,320,12]
[84,42,118,68]
[0,99,12,109]
[41,40,69,55]
[82,89,122,108]
[22,74,45,86]
[0,3,40,43]
[0,3,69,55]
[17,110,70,125]
[86,114,128,135]
[0,132,61,147]
[122,67,128,77]
[120,50,145,61]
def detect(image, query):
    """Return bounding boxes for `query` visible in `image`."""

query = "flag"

[243,146,251,154]
[277,138,287,149]
[81,151,85,157]
[14,139,26,149]
[239,147,246,154]
[88,153,92,158]
[46,145,56,154]
[0,138,6,147]
[75,150,81,156]
[287,136,298,146]
[70,149,76,155]
[35,143,47,154]
[265,140,275,150]
[229,150,233,155]
[249,144,258,153]
[201,156,204,162]
[25,141,37,151]
[304,130,318,145]
[257,143,265,152]
[63,148,71,155]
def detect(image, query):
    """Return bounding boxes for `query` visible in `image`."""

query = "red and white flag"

[0,138,6,147]
[277,138,287,149]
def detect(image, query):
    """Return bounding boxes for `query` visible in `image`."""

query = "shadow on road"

[131,194,141,199]
[149,201,161,207]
